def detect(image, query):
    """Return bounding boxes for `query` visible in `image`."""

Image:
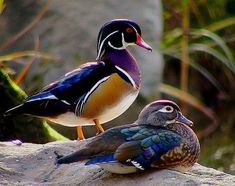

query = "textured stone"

[0,140,234,186]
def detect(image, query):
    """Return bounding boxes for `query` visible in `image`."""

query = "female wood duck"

[4,19,152,140]
[56,100,200,174]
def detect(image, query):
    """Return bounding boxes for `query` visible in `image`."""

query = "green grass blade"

[163,52,224,91]
[161,28,183,48]
[0,0,4,14]
[190,29,235,64]
[206,16,235,32]
[189,43,235,74]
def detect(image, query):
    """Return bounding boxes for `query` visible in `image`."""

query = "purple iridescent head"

[96,19,152,61]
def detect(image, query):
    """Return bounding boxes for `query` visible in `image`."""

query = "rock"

[0,140,234,186]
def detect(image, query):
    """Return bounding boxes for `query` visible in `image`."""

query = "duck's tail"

[4,104,26,116]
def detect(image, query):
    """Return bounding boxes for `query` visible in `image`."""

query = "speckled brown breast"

[82,73,138,121]
[151,123,200,172]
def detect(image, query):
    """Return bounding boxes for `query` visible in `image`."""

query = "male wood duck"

[56,100,200,174]
[4,19,152,140]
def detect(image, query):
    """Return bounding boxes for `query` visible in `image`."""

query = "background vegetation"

[161,0,235,174]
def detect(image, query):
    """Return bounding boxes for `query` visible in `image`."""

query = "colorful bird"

[4,19,152,140]
[56,100,200,174]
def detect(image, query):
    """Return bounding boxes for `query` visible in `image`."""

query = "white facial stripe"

[99,49,105,60]
[97,24,138,59]
[115,65,136,89]
[121,33,129,48]
[122,32,136,48]
[108,32,135,50]
[97,33,102,52]
[108,33,125,50]
[97,30,119,60]
[108,41,122,50]
[75,76,110,116]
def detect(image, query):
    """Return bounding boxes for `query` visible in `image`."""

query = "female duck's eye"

[165,106,174,112]
[126,27,133,33]
[158,106,174,113]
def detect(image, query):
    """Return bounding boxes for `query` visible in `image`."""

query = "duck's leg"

[77,126,85,140]
[94,119,104,134]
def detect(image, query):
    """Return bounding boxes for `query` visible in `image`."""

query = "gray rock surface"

[0,140,234,186]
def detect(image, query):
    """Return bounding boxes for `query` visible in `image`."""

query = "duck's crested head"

[137,100,193,127]
[96,19,152,61]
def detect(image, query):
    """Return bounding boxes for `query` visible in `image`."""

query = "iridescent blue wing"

[84,125,150,165]
[84,125,182,170]
[114,129,182,170]
[57,125,181,169]
[39,63,113,104]
[6,62,115,117]
[27,63,113,104]
[57,124,140,165]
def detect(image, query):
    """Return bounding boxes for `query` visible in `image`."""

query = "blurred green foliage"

[161,0,235,174]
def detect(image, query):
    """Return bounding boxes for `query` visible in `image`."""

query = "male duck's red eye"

[126,27,133,33]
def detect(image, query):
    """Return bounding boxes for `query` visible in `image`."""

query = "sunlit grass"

[0,0,5,14]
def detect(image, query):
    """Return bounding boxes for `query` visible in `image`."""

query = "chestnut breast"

[82,73,139,123]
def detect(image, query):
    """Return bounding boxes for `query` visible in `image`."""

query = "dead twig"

[0,51,59,62]
[0,1,49,50]
[14,36,40,84]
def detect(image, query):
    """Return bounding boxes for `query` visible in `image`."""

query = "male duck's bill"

[136,34,152,51]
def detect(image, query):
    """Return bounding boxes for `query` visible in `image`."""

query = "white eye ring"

[158,106,174,113]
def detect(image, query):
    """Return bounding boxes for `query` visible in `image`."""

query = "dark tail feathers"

[4,104,25,117]
[56,148,93,165]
